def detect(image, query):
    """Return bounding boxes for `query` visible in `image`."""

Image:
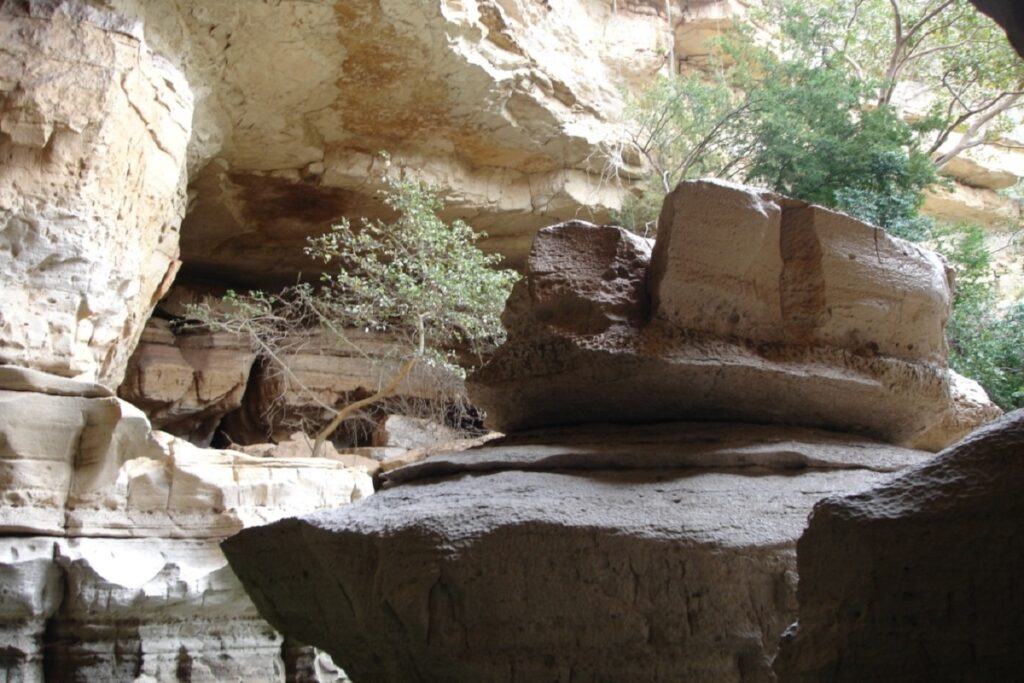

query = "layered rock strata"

[222,180,1001,683]
[470,180,1000,450]
[0,365,370,681]
[118,319,255,445]
[774,408,1024,683]
[0,1,191,387]
[225,423,930,683]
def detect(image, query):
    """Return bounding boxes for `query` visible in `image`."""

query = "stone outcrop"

[219,329,462,446]
[921,182,1021,228]
[118,318,256,445]
[774,408,1024,683]
[87,0,671,279]
[0,1,192,388]
[224,422,930,683]
[221,179,1003,683]
[469,180,1000,450]
[0,365,368,681]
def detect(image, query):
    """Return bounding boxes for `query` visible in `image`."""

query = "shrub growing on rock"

[190,164,518,455]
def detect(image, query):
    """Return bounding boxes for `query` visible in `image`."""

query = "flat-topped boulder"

[469,181,1001,450]
[223,422,931,683]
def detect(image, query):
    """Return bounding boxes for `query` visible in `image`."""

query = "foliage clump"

[934,225,1024,410]
[190,165,518,455]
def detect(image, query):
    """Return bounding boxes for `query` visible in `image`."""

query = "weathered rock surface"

[224,422,930,683]
[220,329,461,446]
[470,182,1001,450]
[0,366,369,681]
[921,181,1021,227]
[90,0,670,279]
[0,538,62,683]
[0,1,192,388]
[774,409,1024,683]
[119,318,256,445]
[50,537,283,683]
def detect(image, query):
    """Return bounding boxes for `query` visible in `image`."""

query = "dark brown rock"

[223,422,930,683]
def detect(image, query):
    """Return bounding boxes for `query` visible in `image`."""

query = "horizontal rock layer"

[0,365,367,681]
[224,422,929,683]
[469,181,1001,451]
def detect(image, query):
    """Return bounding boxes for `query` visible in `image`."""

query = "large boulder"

[773,408,1024,683]
[469,180,1000,450]
[0,1,192,387]
[223,422,930,683]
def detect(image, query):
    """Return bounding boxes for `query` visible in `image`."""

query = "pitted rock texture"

[774,409,1024,683]
[0,366,368,681]
[469,181,1001,450]
[91,0,672,279]
[223,422,930,683]
[0,1,192,388]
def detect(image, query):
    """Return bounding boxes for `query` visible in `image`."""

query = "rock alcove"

[0,0,1022,681]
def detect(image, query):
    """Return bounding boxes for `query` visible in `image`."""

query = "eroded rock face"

[774,409,1024,683]
[119,319,256,445]
[469,181,1000,450]
[90,0,667,279]
[0,1,192,388]
[224,422,930,683]
[220,329,462,446]
[0,365,368,681]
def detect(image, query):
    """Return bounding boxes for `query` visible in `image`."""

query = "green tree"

[611,0,1021,236]
[759,0,1024,168]
[934,224,1024,410]
[191,164,518,456]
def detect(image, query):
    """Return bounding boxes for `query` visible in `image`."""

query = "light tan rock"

[371,416,461,451]
[0,538,62,683]
[675,0,746,63]
[0,365,374,538]
[0,371,156,535]
[651,180,952,361]
[908,370,1004,452]
[233,432,381,476]
[774,409,1024,683]
[650,179,789,342]
[0,1,192,387]
[922,182,1021,227]
[471,185,1000,450]
[50,537,284,683]
[84,0,675,279]
[119,318,256,445]
[66,432,374,539]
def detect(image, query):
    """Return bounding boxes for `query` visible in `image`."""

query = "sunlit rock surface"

[470,181,1001,450]
[0,366,368,681]
[0,1,192,387]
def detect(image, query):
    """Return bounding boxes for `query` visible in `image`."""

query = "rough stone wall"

[0,1,192,388]
[0,365,373,682]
